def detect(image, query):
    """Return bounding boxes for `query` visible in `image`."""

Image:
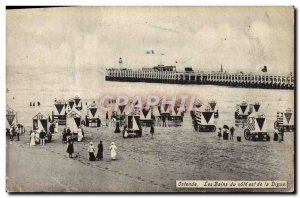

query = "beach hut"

[193,105,216,132]
[235,101,253,120]
[168,105,184,126]
[139,107,154,127]
[73,96,83,110]
[86,102,101,127]
[52,99,66,125]
[66,110,82,133]
[66,96,83,113]
[116,104,127,126]
[65,98,76,113]
[208,100,219,118]
[244,113,270,141]
[160,103,171,116]
[124,115,142,138]
[6,107,17,129]
[253,102,261,112]
[152,105,161,123]
[274,108,294,132]
[32,113,49,132]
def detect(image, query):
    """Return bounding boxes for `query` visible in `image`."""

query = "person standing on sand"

[274,129,279,141]
[9,126,14,141]
[278,127,284,142]
[162,115,166,127]
[115,122,121,133]
[15,126,20,141]
[96,141,103,160]
[280,127,285,141]
[109,142,117,160]
[88,142,96,161]
[79,124,84,137]
[106,112,109,126]
[39,130,46,146]
[218,128,222,140]
[66,127,71,139]
[49,123,54,134]
[122,126,128,139]
[67,138,74,158]
[77,126,83,142]
[30,131,36,146]
[230,127,235,140]
[54,121,58,133]
[35,128,40,144]
[62,128,67,143]
[150,125,155,138]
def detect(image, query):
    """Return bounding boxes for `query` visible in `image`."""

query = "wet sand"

[6,115,294,192]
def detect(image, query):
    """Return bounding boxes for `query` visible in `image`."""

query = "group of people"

[30,128,50,146]
[62,125,85,143]
[29,101,41,107]
[8,125,22,141]
[218,126,235,140]
[66,140,118,161]
[49,121,59,134]
[274,127,285,142]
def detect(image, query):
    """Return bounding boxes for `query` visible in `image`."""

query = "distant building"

[184,67,194,72]
[153,65,176,71]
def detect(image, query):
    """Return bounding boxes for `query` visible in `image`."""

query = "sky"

[7,7,294,76]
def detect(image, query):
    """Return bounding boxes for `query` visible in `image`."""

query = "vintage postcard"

[6,6,294,192]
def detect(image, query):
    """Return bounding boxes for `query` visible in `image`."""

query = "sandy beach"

[6,6,295,193]
[6,114,294,192]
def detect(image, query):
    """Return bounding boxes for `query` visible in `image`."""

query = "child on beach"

[67,139,74,158]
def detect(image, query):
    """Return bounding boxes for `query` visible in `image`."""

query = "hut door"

[40,119,48,132]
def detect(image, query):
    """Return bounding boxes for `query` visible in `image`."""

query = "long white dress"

[77,128,83,142]
[35,132,40,143]
[30,133,36,146]
[109,144,117,160]
[54,122,58,133]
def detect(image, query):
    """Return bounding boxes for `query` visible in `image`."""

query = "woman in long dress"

[77,127,83,142]
[88,142,96,161]
[30,131,36,146]
[96,141,103,160]
[54,121,58,133]
[109,142,117,160]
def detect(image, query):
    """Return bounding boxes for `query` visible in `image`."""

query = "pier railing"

[105,69,294,89]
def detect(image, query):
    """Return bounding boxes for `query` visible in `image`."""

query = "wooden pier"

[105,67,294,89]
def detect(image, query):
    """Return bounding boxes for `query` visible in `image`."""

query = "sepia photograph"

[5,6,295,193]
